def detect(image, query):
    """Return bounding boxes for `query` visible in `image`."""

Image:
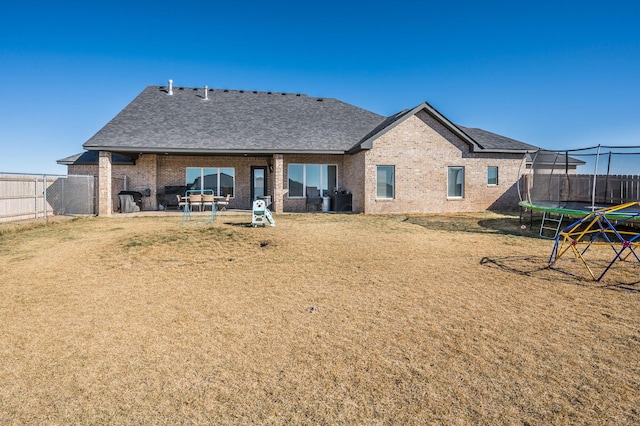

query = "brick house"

[58,81,538,215]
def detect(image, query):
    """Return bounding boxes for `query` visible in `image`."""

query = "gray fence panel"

[0,173,97,223]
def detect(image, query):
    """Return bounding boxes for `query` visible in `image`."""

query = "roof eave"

[478,148,534,154]
[83,146,347,156]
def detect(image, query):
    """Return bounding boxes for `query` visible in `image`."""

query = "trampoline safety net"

[521,146,640,210]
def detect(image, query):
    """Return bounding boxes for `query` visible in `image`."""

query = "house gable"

[349,102,538,155]
[360,111,526,214]
[350,102,482,154]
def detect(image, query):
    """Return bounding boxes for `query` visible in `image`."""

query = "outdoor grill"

[118,190,143,213]
[160,186,188,209]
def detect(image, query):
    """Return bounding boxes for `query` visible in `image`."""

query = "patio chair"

[306,186,322,212]
[176,194,189,211]
[202,193,214,211]
[189,193,203,211]
[216,194,230,211]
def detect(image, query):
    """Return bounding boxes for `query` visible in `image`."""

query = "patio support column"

[98,151,112,216]
[273,154,284,213]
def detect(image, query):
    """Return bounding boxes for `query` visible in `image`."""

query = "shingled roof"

[74,84,538,160]
[457,126,538,152]
[57,151,135,165]
[349,102,538,154]
[82,85,385,154]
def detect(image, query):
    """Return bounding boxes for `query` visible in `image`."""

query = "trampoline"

[518,145,640,281]
[519,145,640,237]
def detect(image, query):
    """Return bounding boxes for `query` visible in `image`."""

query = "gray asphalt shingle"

[457,126,538,151]
[83,86,386,153]
[78,84,537,157]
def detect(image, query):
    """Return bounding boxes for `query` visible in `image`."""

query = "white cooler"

[322,196,330,212]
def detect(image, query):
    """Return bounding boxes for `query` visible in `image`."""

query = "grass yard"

[0,212,639,424]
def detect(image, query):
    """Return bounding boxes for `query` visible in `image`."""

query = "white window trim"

[186,167,236,198]
[487,166,499,186]
[447,166,464,199]
[376,165,395,200]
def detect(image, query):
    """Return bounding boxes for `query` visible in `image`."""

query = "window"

[376,165,395,199]
[288,165,304,197]
[287,164,337,197]
[447,167,464,198]
[186,167,235,197]
[487,166,498,186]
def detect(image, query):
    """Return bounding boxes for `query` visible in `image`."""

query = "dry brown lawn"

[0,212,639,424]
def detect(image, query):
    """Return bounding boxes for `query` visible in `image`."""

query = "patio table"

[182,190,216,225]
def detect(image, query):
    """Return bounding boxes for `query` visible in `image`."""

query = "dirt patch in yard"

[0,213,638,424]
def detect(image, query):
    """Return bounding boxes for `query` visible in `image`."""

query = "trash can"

[322,196,331,212]
[331,193,352,212]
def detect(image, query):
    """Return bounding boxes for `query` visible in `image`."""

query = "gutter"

[83,147,347,156]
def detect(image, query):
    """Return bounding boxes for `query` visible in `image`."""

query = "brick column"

[148,154,158,210]
[273,154,284,213]
[98,151,112,216]
[136,153,158,210]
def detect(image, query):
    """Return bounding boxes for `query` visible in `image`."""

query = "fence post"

[34,177,38,219]
[43,174,47,223]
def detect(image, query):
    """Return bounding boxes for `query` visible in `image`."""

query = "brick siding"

[68,112,525,214]
[156,155,273,210]
[362,111,524,213]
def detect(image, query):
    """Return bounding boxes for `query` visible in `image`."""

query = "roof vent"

[168,79,173,96]
[204,85,208,100]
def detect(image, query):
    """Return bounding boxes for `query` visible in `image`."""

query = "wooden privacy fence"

[525,173,640,205]
[588,174,639,204]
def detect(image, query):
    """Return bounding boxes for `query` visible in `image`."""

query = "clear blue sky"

[1,0,639,174]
